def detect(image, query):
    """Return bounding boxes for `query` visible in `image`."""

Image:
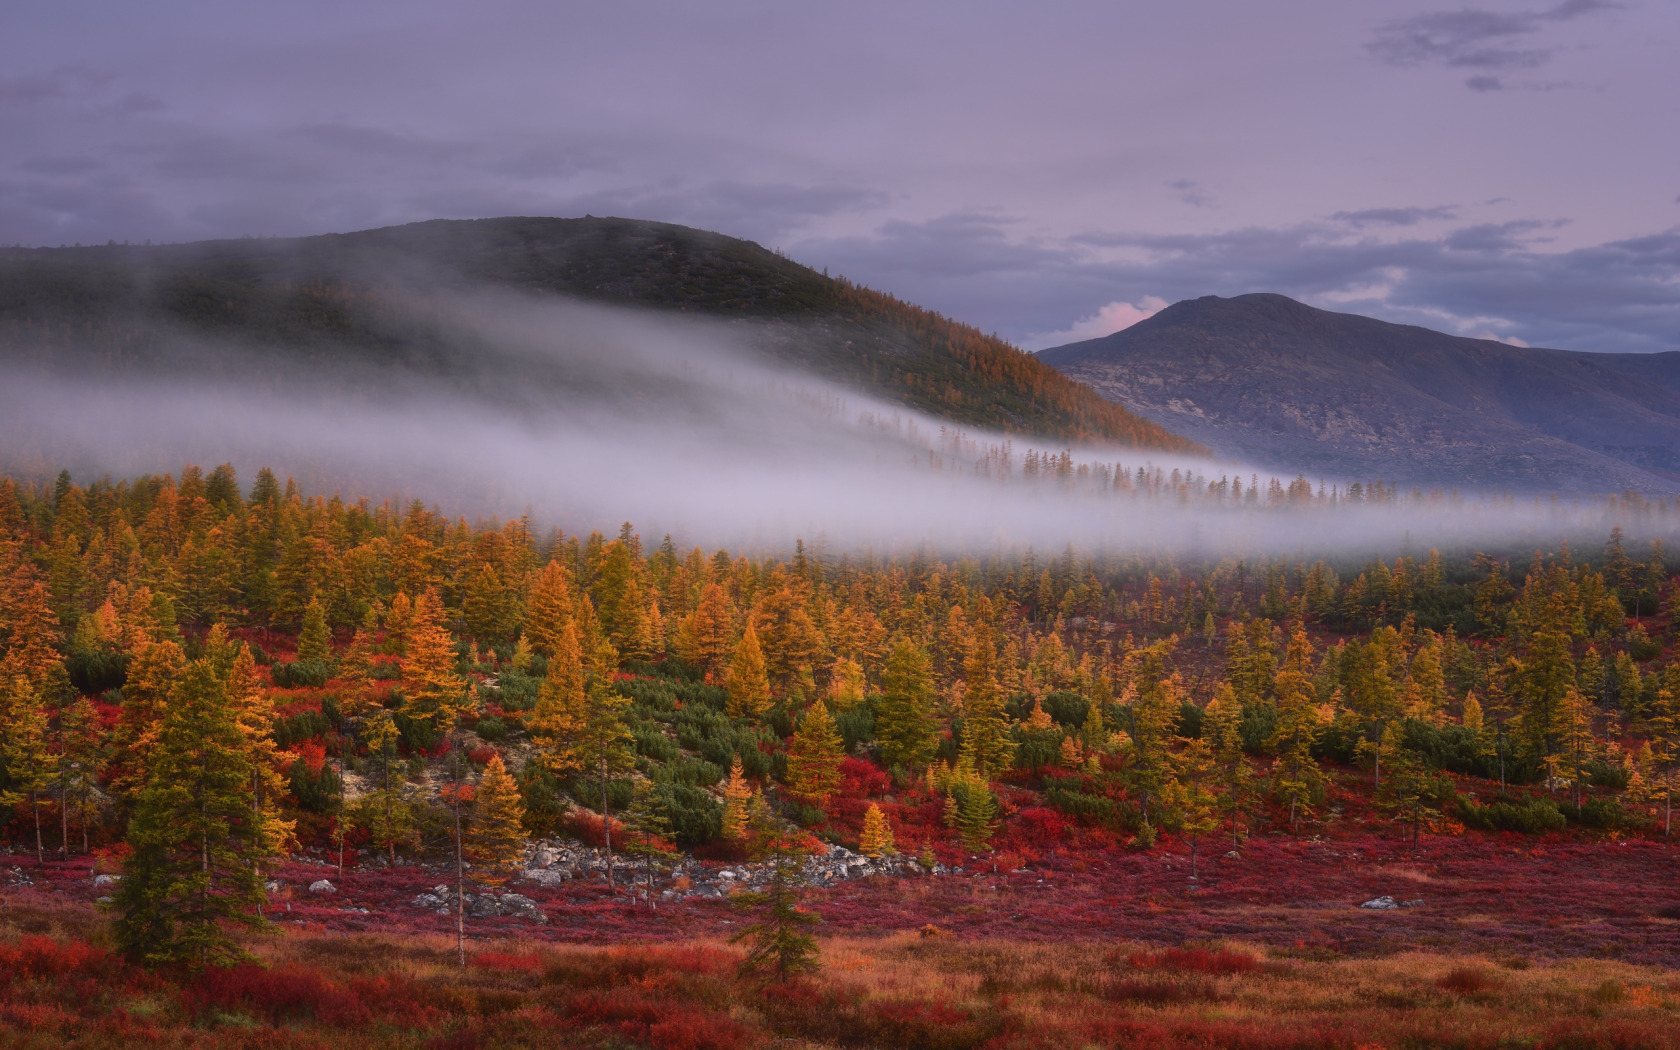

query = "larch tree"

[732,808,822,983]
[622,779,677,908]
[678,582,735,680]
[727,622,773,721]
[528,622,590,774]
[402,588,467,739]
[107,640,186,807]
[1121,641,1181,831]
[523,560,574,658]
[467,753,527,885]
[1268,625,1325,833]
[721,756,753,841]
[114,659,281,969]
[958,622,1014,779]
[875,638,939,770]
[0,670,57,865]
[858,803,896,857]
[296,596,332,663]
[1202,683,1255,849]
[1162,736,1220,878]
[786,701,845,807]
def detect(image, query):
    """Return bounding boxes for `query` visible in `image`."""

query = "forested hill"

[1039,293,1680,494]
[0,217,1198,453]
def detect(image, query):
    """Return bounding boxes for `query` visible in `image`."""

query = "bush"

[569,775,634,814]
[835,704,875,750]
[393,711,442,753]
[1043,690,1089,729]
[66,646,127,694]
[660,783,722,846]
[1402,718,1539,782]
[189,963,369,1027]
[272,658,334,689]
[1562,796,1645,830]
[1238,703,1277,756]
[632,723,681,762]
[621,678,681,717]
[1175,700,1203,739]
[1585,760,1632,791]
[289,756,342,814]
[486,669,540,712]
[517,762,568,836]
[474,715,509,742]
[1458,795,1567,834]
[274,710,332,748]
[1047,786,1115,826]
[653,756,724,789]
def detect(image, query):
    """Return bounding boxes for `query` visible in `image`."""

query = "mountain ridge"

[1039,293,1680,494]
[0,216,1200,454]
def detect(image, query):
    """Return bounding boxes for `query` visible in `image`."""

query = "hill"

[1038,293,1680,494]
[0,216,1197,453]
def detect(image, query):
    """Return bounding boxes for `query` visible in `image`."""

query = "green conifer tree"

[113,660,280,969]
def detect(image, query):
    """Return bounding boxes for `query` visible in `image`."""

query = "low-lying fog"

[0,290,1666,556]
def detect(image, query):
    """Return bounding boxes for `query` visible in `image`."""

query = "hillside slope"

[1039,293,1680,493]
[0,217,1198,453]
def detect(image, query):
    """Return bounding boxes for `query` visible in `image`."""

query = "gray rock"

[1360,895,1398,910]
[93,874,119,888]
[309,879,337,895]
[499,893,548,923]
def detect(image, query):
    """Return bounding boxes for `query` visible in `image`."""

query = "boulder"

[1360,895,1398,910]
[93,874,119,889]
[309,880,337,895]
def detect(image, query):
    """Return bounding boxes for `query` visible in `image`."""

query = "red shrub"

[0,937,121,985]
[1438,966,1496,994]
[474,951,541,973]
[1124,947,1257,975]
[863,998,1001,1050]
[189,963,370,1027]
[468,746,499,766]
[839,757,890,797]
[1102,978,1217,1004]
[1010,806,1068,846]
[565,988,748,1050]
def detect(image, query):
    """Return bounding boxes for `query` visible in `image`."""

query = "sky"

[3,0,1677,353]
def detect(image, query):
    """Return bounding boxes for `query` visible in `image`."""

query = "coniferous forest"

[5,462,1680,1048]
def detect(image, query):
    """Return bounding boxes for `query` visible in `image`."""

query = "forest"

[4,462,1680,1048]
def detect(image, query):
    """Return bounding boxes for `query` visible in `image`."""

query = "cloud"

[1331,205,1458,227]
[1366,1,1617,89]
[1024,297,1169,350]
[1169,179,1212,208]
[801,212,1680,355]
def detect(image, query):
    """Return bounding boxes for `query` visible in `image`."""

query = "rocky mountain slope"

[1038,293,1680,494]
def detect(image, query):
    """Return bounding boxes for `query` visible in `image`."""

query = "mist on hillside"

[0,289,1665,556]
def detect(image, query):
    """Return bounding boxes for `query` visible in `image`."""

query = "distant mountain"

[1038,293,1680,494]
[0,217,1197,453]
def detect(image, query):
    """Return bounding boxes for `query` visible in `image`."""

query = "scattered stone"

[1360,896,1398,910]
[1225,851,1241,859]
[93,874,119,888]
[309,880,337,895]
[5,867,34,888]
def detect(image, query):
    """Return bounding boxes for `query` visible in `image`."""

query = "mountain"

[0,216,1197,453]
[1038,293,1680,494]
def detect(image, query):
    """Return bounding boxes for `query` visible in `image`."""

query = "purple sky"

[3,0,1676,352]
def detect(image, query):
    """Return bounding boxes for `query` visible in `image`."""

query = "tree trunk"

[31,791,43,866]
[60,777,69,860]
[1190,834,1198,879]
[453,742,466,969]
[601,757,614,891]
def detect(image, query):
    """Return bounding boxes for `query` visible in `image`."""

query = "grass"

[4,888,1680,1049]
